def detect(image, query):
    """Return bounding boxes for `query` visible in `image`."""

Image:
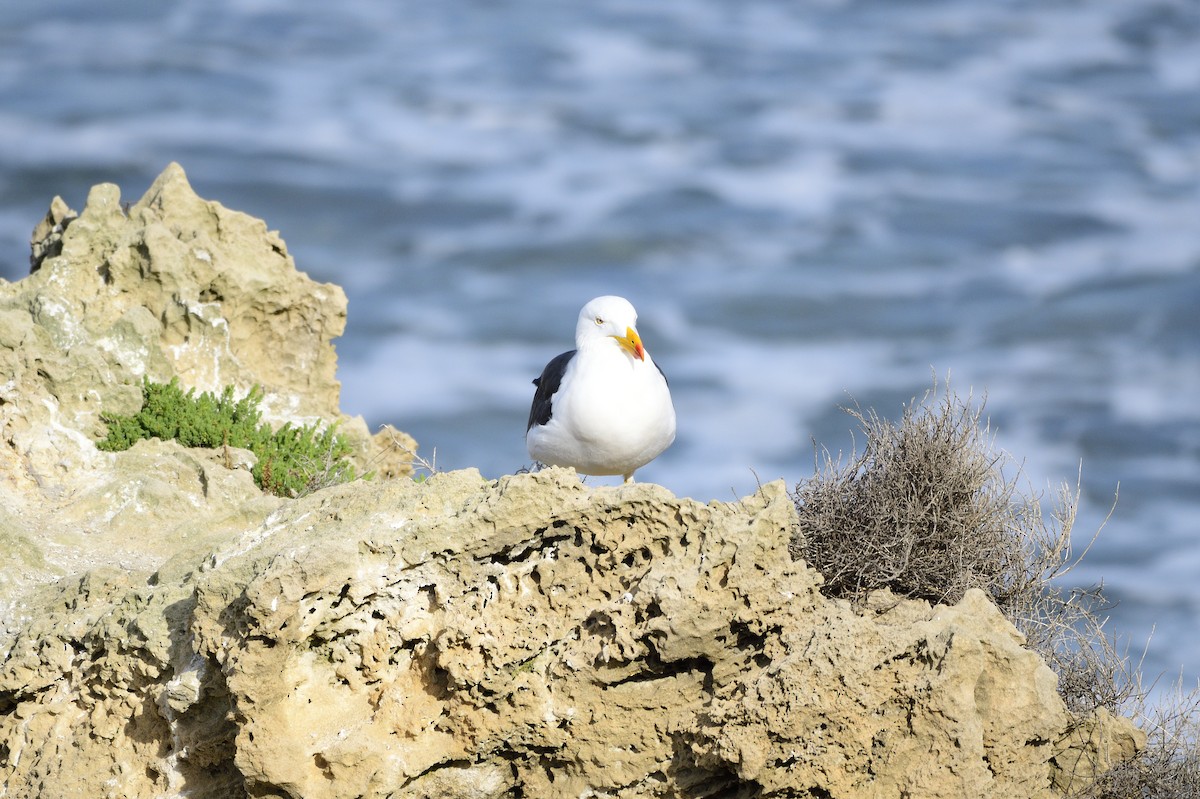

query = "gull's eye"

[594,316,604,326]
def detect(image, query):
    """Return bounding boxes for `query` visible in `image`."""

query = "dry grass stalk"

[1072,676,1200,799]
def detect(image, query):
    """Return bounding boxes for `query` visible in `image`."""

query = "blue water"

[2,0,1198,703]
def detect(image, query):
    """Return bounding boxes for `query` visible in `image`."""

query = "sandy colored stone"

[0,162,387,512]
[10,162,348,435]
[2,468,1145,797]
[0,167,1141,798]
[0,164,413,622]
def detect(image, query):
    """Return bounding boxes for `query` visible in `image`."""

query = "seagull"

[527,296,676,483]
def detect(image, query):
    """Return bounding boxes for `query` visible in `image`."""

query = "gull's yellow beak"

[612,326,646,361]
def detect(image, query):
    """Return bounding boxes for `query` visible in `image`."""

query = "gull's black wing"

[527,350,576,431]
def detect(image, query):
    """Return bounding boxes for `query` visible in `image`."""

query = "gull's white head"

[575,295,645,360]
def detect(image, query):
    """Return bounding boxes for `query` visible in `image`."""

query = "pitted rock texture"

[1,469,1141,798]
[19,161,345,424]
[0,165,1140,798]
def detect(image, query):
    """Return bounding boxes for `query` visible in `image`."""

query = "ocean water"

[2,0,1198,703]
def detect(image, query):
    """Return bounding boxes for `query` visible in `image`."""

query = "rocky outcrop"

[23,162,344,422]
[0,166,1140,798]
[0,164,414,612]
[0,468,1143,798]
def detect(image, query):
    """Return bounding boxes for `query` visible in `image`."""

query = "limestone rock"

[0,166,1140,798]
[0,164,411,622]
[1,469,1142,798]
[11,162,348,434]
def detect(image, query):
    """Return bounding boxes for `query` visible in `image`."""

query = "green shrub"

[98,377,358,497]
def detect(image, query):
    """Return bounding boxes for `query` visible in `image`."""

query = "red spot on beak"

[614,327,646,361]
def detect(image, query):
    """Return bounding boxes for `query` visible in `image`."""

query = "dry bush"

[790,384,1200,796]
[790,385,1123,709]
[790,386,1027,607]
[997,478,1132,716]
[1073,677,1200,799]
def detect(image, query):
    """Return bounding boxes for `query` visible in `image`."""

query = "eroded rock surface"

[0,167,1140,798]
[0,164,413,613]
[20,161,345,424]
[2,468,1142,798]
